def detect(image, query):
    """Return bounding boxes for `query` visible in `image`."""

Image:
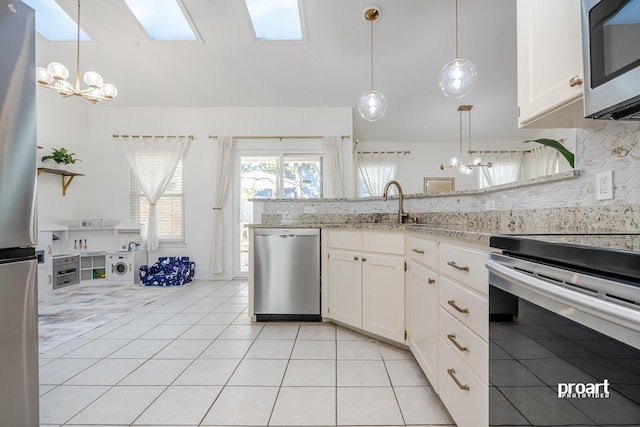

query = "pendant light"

[438,0,477,98]
[35,0,118,103]
[440,105,492,174]
[358,6,387,121]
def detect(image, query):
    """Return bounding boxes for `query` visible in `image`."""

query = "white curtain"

[210,136,234,275]
[120,135,191,252]
[525,146,559,179]
[481,152,524,187]
[357,151,406,196]
[323,136,344,198]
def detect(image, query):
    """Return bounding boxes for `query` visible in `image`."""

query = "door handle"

[448,299,469,314]
[412,248,425,254]
[447,261,469,272]
[569,75,583,87]
[447,368,470,391]
[447,333,469,352]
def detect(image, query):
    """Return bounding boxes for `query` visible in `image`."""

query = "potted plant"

[41,147,81,170]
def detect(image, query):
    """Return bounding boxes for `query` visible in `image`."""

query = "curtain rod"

[207,135,351,140]
[468,149,532,154]
[113,134,194,139]
[357,150,410,155]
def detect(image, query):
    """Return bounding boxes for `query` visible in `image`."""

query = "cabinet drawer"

[439,307,488,383]
[439,244,488,295]
[440,277,488,341]
[439,337,488,427]
[328,230,362,251]
[406,235,438,269]
[363,231,404,255]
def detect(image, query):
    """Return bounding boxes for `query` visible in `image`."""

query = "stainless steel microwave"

[582,0,640,120]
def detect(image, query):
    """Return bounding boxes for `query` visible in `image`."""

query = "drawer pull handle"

[412,248,425,254]
[447,261,469,272]
[447,368,470,391]
[428,278,436,285]
[447,299,469,314]
[569,75,583,87]
[447,333,469,352]
[354,256,359,261]
[362,257,367,262]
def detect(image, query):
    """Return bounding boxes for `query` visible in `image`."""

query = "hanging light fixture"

[35,0,117,103]
[357,6,387,121]
[438,0,477,98]
[440,105,492,175]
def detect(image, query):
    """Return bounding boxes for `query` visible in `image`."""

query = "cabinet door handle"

[130,263,133,271]
[48,274,52,284]
[447,333,469,352]
[447,261,469,272]
[48,245,52,254]
[447,368,470,391]
[362,257,367,262]
[428,278,436,285]
[569,75,583,87]
[412,248,425,254]
[354,256,359,261]
[447,299,469,314]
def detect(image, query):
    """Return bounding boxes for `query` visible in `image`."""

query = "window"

[130,160,185,242]
[244,0,303,40]
[357,152,406,197]
[124,0,196,40]
[22,0,91,41]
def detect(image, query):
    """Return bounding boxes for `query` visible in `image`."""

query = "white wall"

[37,103,352,280]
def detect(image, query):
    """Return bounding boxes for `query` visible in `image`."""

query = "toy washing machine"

[106,250,146,284]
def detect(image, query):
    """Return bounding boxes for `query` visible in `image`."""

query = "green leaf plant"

[41,147,81,165]
[523,138,574,168]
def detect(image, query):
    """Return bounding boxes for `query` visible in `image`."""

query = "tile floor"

[39,279,455,426]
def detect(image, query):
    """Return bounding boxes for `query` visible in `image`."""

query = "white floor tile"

[178,324,226,340]
[198,312,239,325]
[163,312,207,325]
[153,339,211,359]
[68,385,165,425]
[64,358,145,385]
[180,303,221,313]
[298,323,336,340]
[270,386,336,425]
[200,386,279,426]
[213,303,247,314]
[107,339,172,358]
[217,324,264,340]
[257,323,300,339]
[133,385,222,425]
[39,358,98,385]
[246,339,295,359]
[61,339,131,358]
[98,323,156,340]
[336,326,369,340]
[174,358,241,385]
[199,339,253,358]
[283,360,336,386]
[379,342,414,360]
[39,385,56,397]
[39,385,109,425]
[337,360,391,386]
[291,340,336,359]
[127,312,175,325]
[337,387,404,425]
[385,359,429,386]
[119,359,191,385]
[39,339,92,358]
[150,303,191,314]
[227,358,288,386]
[337,340,382,360]
[394,386,454,425]
[138,323,191,340]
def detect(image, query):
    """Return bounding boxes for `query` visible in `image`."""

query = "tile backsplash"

[258,121,640,233]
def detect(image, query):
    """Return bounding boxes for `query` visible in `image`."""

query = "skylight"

[245,0,303,41]
[21,0,90,41]
[124,0,196,41]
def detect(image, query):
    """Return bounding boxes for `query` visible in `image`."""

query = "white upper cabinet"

[517,0,591,128]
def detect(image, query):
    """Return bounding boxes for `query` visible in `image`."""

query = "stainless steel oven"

[486,234,640,426]
[52,254,80,289]
[582,0,640,120]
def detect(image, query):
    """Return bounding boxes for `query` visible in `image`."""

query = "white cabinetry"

[327,230,405,343]
[80,253,106,281]
[36,231,53,297]
[437,243,489,427]
[517,0,590,128]
[406,235,440,392]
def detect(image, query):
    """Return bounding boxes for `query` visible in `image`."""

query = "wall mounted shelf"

[37,167,84,196]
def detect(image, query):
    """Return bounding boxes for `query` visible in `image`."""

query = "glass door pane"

[239,156,279,273]
[283,155,322,198]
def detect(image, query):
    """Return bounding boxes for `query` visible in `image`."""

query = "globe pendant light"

[438,0,477,98]
[440,105,492,174]
[35,0,118,103]
[358,6,387,121]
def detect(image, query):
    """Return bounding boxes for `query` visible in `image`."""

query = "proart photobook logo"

[558,379,610,399]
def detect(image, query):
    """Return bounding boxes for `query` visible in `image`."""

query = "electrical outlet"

[596,171,613,201]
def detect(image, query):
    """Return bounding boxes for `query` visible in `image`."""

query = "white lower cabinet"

[37,264,53,297]
[407,259,439,392]
[328,249,362,329]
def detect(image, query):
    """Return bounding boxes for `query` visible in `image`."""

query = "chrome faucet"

[383,180,408,224]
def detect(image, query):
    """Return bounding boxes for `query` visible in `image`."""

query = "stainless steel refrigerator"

[0,1,39,426]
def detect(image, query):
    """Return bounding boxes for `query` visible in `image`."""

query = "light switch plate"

[596,171,613,201]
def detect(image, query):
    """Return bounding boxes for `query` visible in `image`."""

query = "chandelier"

[357,6,387,121]
[438,0,477,98]
[440,105,492,175]
[35,0,117,103]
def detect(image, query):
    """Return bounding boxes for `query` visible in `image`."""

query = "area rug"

[38,281,179,354]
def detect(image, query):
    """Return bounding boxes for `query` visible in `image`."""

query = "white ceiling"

[35,0,540,143]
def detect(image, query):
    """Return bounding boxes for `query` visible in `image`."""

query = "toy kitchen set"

[36,219,146,296]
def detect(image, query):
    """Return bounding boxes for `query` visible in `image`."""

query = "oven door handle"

[486,259,640,342]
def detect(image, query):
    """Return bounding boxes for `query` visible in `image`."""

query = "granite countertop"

[249,222,493,245]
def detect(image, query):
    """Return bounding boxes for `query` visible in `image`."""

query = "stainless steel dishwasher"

[254,228,320,321]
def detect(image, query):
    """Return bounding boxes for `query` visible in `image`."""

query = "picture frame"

[424,177,455,194]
